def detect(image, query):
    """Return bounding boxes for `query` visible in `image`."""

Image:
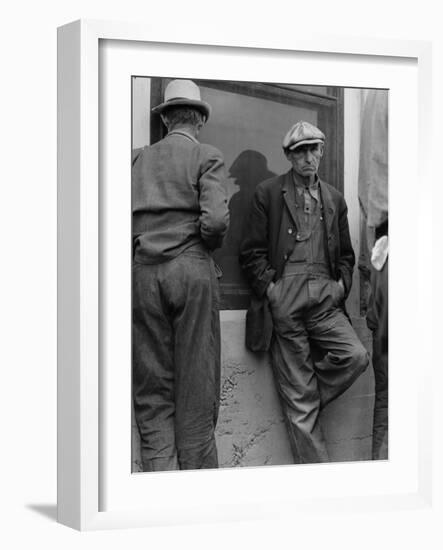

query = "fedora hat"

[282,121,325,151]
[152,79,212,120]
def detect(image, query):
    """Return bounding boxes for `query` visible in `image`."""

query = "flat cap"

[282,121,325,151]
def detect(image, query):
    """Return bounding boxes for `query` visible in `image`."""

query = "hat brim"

[287,138,324,151]
[152,98,211,120]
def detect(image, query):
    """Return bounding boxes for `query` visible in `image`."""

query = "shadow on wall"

[225,149,276,254]
[213,150,276,310]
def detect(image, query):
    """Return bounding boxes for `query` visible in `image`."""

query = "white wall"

[132,76,151,148]
[344,88,362,317]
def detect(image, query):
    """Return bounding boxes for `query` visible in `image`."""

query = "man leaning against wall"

[240,121,369,464]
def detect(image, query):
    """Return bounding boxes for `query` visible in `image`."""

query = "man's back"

[132,131,228,264]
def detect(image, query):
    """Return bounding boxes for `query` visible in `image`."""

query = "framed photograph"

[57,19,433,530]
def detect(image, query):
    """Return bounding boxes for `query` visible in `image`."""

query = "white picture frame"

[57,19,433,531]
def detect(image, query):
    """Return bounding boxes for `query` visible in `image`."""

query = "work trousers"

[366,259,388,460]
[268,272,369,463]
[132,248,221,471]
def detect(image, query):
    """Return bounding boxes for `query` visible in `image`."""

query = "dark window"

[149,78,344,309]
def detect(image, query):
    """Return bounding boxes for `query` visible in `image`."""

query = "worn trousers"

[366,259,388,460]
[268,273,369,463]
[132,248,221,471]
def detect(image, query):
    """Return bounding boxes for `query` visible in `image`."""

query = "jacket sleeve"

[337,197,355,297]
[198,145,230,250]
[239,183,276,298]
[131,149,144,259]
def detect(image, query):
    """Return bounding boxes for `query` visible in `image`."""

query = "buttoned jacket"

[239,169,355,351]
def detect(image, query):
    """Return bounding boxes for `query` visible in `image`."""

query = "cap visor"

[289,138,324,150]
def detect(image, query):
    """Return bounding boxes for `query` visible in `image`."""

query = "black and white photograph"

[131,77,388,472]
[4,0,441,544]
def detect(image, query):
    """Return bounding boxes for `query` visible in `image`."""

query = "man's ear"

[160,114,168,129]
[319,144,324,158]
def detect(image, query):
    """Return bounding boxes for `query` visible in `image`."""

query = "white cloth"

[371,235,389,271]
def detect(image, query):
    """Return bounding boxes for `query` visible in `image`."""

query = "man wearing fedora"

[132,79,229,471]
[240,121,369,463]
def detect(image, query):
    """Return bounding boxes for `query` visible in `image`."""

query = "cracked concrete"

[229,421,280,467]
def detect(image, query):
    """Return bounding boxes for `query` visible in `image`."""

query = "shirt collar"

[167,129,199,143]
[292,170,319,190]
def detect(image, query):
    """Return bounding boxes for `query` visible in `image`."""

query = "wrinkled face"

[286,143,323,177]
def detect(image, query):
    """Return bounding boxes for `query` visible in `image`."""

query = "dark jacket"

[239,170,355,351]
